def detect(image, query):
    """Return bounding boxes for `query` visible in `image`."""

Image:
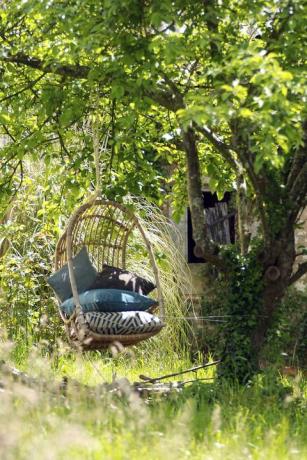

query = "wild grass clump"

[124,197,196,358]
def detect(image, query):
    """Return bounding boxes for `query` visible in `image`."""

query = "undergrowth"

[0,340,306,460]
[0,162,195,358]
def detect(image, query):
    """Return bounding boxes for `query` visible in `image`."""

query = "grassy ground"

[0,342,306,460]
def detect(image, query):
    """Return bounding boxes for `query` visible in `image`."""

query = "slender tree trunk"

[182,128,207,255]
[182,127,223,266]
[236,173,250,255]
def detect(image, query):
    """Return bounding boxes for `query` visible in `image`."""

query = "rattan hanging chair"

[54,195,165,350]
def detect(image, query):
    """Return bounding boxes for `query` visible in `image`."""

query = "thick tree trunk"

[251,231,296,356]
[181,126,301,383]
[219,229,296,382]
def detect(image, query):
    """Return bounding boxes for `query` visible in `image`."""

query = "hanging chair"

[54,195,165,350]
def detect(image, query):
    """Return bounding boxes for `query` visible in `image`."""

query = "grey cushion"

[47,246,97,302]
[84,311,164,335]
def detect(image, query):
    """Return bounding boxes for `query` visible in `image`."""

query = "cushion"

[60,288,159,316]
[47,246,97,302]
[88,265,156,295]
[84,311,164,335]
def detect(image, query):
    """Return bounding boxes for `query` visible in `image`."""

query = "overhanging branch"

[289,261,307,285]
[194,123,239,171]
[0,52,184,113]
[1,52,90,78]
[0,73,46,102]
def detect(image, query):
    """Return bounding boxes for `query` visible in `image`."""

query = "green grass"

[1,342,306,460]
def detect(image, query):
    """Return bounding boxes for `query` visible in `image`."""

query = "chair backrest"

[54,197,164,316]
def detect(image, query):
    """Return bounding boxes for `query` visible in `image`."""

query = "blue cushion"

[47,246,97,302]
[60,288,158,316]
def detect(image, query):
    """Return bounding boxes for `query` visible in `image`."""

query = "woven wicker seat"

[54,196,164,350]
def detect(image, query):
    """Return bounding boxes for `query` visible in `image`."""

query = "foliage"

[217,245,264,382]
[264,287,307,368]
[0,160,195,358]
[3,0,306,213]
[0,161,70,348]
[0,0,306,381]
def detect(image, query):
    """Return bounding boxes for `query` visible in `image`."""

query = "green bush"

[0,170,65,350]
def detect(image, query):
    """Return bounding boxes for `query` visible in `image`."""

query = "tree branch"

[203,0,220,58]
[286,161,307,231]
[286,121,307,191]
[289,261,307,285]
[1,52,90,79]
[1,124,16,142]
[147,70,185,112]
[146,86,184,111]
[229,120,270,241]
[0,73,46,102]
[194,123,239,172]
[239,150,271,241]
[264,0,294,52]
[191,122,270,243]
[1,51,187,114]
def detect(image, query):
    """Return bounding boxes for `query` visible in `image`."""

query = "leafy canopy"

[0,0,306,220]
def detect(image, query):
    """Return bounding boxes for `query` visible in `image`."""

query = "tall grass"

[123,197,196,358]
[1,339,306,460]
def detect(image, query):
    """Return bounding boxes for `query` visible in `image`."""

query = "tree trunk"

[236,173,250,255]
[219,230,296,383]
[182,128,207,253]
[181,127,299,383]
[251,231,296,356]
[182,127,223,266]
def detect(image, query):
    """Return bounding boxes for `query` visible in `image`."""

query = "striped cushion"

[84,311,164,335]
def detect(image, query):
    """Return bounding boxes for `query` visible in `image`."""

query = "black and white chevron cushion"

[84,311,164,335]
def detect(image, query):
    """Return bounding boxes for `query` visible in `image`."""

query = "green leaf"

[111,84,125,99]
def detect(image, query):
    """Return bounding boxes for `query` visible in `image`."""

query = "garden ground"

[0,342,306,460]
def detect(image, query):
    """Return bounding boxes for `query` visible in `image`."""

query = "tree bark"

[251,231,296,356]
[182,127,223,267]
[218,226,297,382]
[236,173,250,255]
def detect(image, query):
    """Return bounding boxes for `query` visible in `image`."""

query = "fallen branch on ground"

[0,360,215,399]
[139,360,220,383]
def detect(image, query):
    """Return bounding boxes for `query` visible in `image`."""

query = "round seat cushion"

[84,311,164,335]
